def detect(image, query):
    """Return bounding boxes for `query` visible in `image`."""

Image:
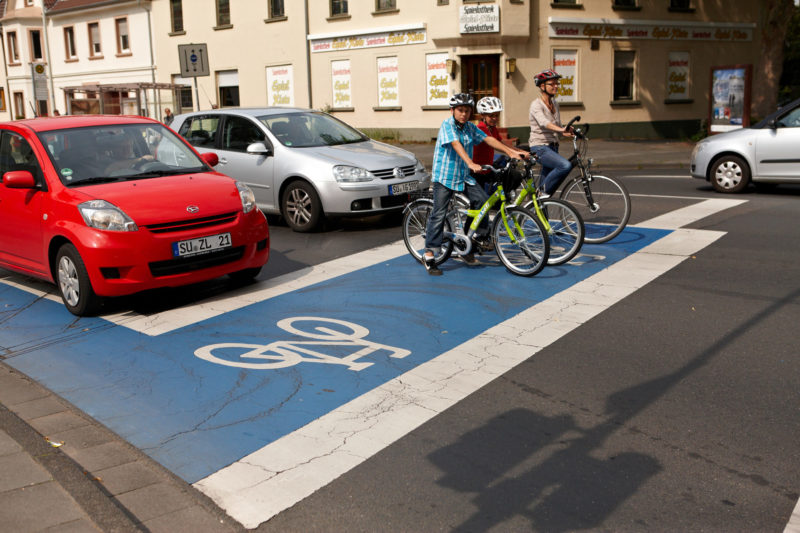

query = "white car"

[690,97,800,193]
[170,108,430,231]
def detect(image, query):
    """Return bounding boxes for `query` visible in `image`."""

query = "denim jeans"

[425,181,489,253]
[531,144,573,195]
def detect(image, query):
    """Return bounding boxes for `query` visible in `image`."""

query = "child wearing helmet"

[423,93,528,275]
[529,68,574,197]
[473,96,506,190]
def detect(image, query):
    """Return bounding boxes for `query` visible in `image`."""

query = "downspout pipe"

[42,3,57,114]
[304,0,312,108]
[139,0,157,120]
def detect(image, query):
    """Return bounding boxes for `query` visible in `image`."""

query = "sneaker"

[423,253,443,276]
[460,252,479,265]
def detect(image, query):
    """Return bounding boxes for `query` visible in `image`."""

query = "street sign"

[178,43,210,77]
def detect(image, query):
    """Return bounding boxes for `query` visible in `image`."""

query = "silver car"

[690,97,800,193]
[170,108,430,231]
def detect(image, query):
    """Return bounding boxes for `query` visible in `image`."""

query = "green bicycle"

[402,164,550,277]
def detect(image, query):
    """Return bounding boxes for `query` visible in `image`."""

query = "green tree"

[754,0,797,118]
[779,3,800,102]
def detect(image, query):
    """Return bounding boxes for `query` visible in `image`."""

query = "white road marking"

[786,497,800,533]
[193,199,743,529]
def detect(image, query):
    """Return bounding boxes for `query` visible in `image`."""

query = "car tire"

[710,155,750,193]
[281,180,322,232]
[228,266,262,282]
[56,243,101,316]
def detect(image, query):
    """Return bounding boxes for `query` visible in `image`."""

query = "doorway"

[461,55,500,101]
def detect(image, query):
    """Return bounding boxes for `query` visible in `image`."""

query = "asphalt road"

[2,155,799,532]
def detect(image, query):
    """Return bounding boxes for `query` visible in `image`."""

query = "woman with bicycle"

[529,69,575,197]
[423,93,528,276]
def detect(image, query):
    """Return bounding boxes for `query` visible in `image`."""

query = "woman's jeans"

[425,181,489,253]
[530,144,573,195]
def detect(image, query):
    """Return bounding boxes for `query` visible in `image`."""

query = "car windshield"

[39,123,208,186]
[258,112,367,148]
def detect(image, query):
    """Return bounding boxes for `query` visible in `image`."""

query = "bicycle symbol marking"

[194,316,411,371]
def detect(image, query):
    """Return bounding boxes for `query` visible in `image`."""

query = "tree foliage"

[754,0,797,118]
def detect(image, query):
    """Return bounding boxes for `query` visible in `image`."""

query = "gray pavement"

[0,138,694,532]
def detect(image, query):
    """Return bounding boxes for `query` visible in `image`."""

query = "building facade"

[1,0,765,140]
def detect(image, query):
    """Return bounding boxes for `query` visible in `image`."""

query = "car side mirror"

[200,152,219,167]
[246,142,272,156]
[3,170,36,189]
[768,118,778,130]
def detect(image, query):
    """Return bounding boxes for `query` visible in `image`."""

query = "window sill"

[551,3,583,9]
[559,101,583,107]
[116,52,132,58]
[8,62,21,67]
[668,6,695,12]
[372,8,399,16]
[326,14,351,21]
[610,99,641,106]
[330,107,354,112]
[422,105,449,110]
[213,24,233,31]
[373,106,402,111]
[264,16,288,24]
[89,55,104,60]
[665,98,693,104]
[169,30,186,36]
[612,5,641,11]
[65,58,79,63]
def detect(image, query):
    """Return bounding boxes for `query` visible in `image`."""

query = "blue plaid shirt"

[431,116,487,191]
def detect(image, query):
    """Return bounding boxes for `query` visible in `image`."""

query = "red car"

[0,115,269,316]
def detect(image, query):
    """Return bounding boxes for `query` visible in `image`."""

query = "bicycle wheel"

[525,198,585,265]
[493,206,549,277]
[402,199,453,266]
[560,174,630,243]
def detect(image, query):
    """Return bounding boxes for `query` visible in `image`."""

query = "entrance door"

[461,55,500,101]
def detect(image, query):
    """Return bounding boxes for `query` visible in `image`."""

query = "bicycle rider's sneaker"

[474,236,495,252]
[460,252,479,266]
[423,253,443,276]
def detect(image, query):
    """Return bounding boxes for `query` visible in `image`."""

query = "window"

[0,132,43,184]
[553,0,577,3]
[376,0,395,10]
[115,18,130,54]
[7,32,19,64]
[179,115,221,148]
[437,0,449,5]
[217,70,239,107]
[613,50,636,101]
[170,0,184,33]
[173,76,193,111]
[613,0,639,7]
[64,27,77,59]
[222,117,265,152]
[88,22,102,57]
[13,92,25,120]
[331,0,348,16]
[269,0,285,18]
[216,0,231,27]
[25,0,34,5]
[29,30,44,60]
[0,88,5,112]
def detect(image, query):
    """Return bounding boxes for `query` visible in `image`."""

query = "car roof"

[173,107,314,120]
[3,115,160,133]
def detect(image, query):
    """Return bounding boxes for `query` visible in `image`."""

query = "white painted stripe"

[786,497,800,533]
[620,174,691,179]
[630,198,747,230]
[194,200,743,529]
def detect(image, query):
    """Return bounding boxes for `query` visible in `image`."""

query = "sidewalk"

[0,363,238,533]
[398,138,695,170]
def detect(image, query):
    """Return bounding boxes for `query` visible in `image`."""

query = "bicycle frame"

[447,183,525,250]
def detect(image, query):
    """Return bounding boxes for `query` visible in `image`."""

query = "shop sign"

[311,29,425,53]
[666,52,690,101]
[266,65,294,106]
[426,52,449,107]
[331,60,352,108]
[549,18,753,42]
[377,56,400,108]
[552,50,578,103]
[459,5,500,34]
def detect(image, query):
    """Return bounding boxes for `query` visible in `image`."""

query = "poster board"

[709,64,751,133]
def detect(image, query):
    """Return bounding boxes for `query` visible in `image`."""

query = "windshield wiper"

[68,176,121,187]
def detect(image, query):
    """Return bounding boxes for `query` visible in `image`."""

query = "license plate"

[389,180,419,195]
[172,232,232,258]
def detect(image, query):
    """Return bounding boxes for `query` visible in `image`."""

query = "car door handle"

[218,157,227,164]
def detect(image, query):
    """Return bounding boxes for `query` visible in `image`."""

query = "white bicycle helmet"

[476,96,503,114]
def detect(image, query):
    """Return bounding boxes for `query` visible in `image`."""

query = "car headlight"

[78,200,138,231]
[333,165,374,183]
[236,181,257,213]
[414,158,426,173]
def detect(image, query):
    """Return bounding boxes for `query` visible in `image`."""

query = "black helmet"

[448,93,475,108]
[534,68,562,87]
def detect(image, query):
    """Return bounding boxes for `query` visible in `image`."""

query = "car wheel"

[56,243,101,316]
[281,180,322,232]
[710,155,750,193]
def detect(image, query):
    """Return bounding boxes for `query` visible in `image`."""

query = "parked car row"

[0,108,430,315]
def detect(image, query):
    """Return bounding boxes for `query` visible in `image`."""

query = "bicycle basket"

[501,159,526,192]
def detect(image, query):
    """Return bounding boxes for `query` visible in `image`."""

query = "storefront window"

[613,50,636,101]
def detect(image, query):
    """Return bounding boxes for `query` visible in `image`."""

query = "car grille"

[372,165,416,180]
[149,246,245,277]
[379,194,408,208]
[143,212,239,234]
